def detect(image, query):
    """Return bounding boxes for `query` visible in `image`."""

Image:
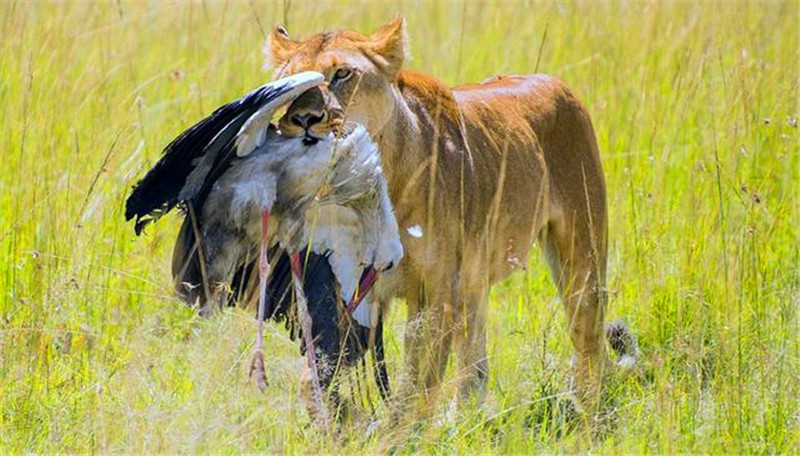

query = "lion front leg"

[394,286,455,417]
[454,283,490,407]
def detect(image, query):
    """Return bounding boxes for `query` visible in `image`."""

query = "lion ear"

[367,14,409,78]
[264,25,299,70]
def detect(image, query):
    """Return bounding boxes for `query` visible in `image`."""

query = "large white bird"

[211,122,402,324]
[125,72,402,424]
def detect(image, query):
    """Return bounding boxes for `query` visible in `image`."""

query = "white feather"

[351,299,372,328]
[206,123,402,329]
[407,224,423,238]
[235,71,325,157]
[617,355,636,370]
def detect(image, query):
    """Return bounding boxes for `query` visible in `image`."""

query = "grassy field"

[1,1,798,453]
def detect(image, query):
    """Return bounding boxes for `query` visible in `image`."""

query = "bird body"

[127,72,326,234]
[199,124,402,326]
[126,73,401,419]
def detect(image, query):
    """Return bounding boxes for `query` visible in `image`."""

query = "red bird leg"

[345,266,379,317]
[249,208,271,390]
[290,252,330,429]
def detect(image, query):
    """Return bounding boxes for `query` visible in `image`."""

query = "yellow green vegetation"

[1,1,797,452]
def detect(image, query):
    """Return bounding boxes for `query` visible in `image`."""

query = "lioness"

[267,16,636,415]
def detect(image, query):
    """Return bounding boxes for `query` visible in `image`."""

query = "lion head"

[265,16,408,141]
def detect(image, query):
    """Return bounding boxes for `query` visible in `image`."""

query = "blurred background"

[0,1,797,452]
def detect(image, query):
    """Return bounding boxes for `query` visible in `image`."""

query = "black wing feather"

[125,82,287,235]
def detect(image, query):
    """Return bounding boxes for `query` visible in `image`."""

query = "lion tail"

[606,320,639,370]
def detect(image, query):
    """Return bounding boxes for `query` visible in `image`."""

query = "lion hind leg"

[540,215,609,416]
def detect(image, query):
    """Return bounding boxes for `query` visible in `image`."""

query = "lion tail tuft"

[606,319,638,370]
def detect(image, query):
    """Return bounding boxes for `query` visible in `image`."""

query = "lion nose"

[291,112,326,130]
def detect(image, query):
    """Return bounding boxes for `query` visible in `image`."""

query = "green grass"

[1,1,798,453]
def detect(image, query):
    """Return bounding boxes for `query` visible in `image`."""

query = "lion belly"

[452,75,570,284]
[450,74,604,285]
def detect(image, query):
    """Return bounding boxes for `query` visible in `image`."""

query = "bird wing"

[125,71,324,235]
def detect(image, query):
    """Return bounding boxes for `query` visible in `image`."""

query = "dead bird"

[198,122,402,424]
[125,72,402,425]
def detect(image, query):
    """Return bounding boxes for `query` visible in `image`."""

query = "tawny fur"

[265,16,637,414]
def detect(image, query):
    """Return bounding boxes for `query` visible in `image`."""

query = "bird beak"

[345,266,379,317]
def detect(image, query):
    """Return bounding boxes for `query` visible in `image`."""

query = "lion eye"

[332,67,352,83]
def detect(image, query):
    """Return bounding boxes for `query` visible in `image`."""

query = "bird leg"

[290,251,330,429]
[248,208,271,391]
[344,266,379,317]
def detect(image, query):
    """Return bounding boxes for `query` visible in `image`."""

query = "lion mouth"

[302,134,320,146]
[296,121,357,146]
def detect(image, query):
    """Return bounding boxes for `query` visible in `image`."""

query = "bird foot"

[248,349,268,391]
